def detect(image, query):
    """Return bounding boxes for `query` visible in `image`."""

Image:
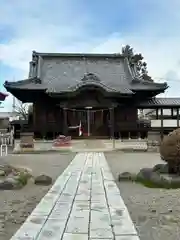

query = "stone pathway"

[11,152,140,240]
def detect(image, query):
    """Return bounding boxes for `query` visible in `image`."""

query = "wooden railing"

[0,130,14,146]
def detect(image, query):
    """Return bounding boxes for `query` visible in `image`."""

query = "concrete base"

[13,139,149,153]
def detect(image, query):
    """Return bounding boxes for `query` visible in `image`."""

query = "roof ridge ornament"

[33,77,41,84]
[81,73,100,82]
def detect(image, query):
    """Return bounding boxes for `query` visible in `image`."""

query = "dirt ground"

[0,152,75,240]
[105,152,180,240]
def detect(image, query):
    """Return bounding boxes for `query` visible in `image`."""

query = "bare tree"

[14,100,32,120]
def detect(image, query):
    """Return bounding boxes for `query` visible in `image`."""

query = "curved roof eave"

[46,81,133,95]
[131,77,168,91]
[4,78,46,91]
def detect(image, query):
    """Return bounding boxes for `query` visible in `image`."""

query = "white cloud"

[1,0,180,111]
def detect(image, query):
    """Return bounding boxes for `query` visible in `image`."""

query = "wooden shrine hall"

[4,51,180,140]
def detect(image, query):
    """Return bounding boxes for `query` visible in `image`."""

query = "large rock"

[118,172,137,181]
[170,177,180,188]
[0,180,14,190]
[0,170,5,176]
[34,175,52,186]
[136,168,170,188]
[137,168,154,181]
[0,177,22,190]
[161,174,180,189]
[152,164,169,174]
[0,164,13,175]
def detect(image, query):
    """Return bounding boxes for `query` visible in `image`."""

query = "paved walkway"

[11,152,140,240]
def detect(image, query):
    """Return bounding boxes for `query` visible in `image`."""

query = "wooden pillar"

[42,105,46,139]
[156,108,158,119]
[63,108,68,136]
[171,108,173,118]
[128,132,131,140]
[109,107,114,139]
[138,131,141,140]
[119,131,121,141]
[32,103,36,137]
[109,107,115,148]
[160,108,163,140]
[33,103,35,127]
[177,108,179,128]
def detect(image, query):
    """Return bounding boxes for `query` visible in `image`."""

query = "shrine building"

[4,51,180,140]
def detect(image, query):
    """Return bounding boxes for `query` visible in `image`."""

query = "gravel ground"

[105,152,180,240]
[0,152,75,240]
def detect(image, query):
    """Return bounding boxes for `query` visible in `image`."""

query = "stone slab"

[63,233,88,240]
[10,152,140,240]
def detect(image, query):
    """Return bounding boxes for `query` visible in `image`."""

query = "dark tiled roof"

[130,78,168,91]
[34,52,125,59]
[41,56,133,94]
[46,73,133,94]
[139,98,180,107]
[4,51,168,95]
[4,78,47,90]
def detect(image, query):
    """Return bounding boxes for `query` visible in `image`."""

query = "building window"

[173,108,180,116]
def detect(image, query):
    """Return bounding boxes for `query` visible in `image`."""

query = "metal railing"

[0,130,14,156]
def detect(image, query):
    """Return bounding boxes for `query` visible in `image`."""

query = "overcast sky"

[1,0,180,110]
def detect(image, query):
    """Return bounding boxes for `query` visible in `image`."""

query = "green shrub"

[17,172,31,186]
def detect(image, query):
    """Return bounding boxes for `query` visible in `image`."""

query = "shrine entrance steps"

[11,152,139,240]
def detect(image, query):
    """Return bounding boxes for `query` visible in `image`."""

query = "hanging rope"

[63,107,109,129]
[63,107,110,112]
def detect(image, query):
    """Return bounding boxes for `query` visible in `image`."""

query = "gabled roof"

[131,78,168,91]
[4,78,46,90]
[138,98,180,107]
[4,51,168,97]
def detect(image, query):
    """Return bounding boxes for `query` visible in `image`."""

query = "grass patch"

[17,172,31,186]
[127,176,179,189]
[119,172,179,189]
[135,178,170,189]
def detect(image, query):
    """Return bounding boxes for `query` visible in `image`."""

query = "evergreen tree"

[122,45,153,81]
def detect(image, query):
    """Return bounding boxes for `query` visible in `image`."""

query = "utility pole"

[12,77,16,113]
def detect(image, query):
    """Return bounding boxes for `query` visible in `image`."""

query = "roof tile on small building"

[139,98,180,107]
